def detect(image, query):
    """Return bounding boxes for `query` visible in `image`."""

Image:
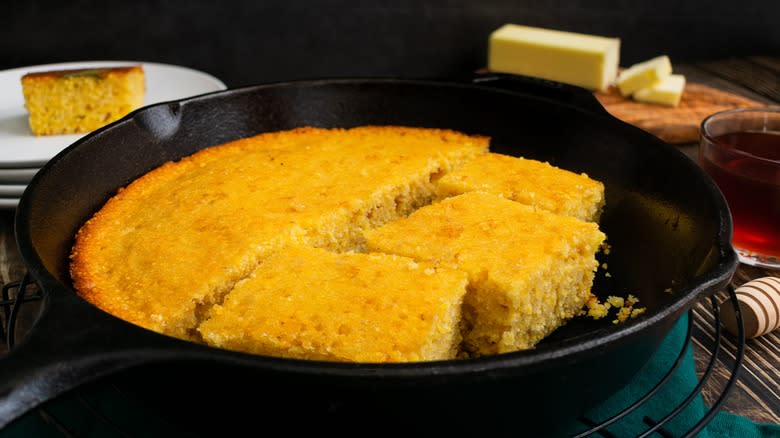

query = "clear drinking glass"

[699,108,780,269]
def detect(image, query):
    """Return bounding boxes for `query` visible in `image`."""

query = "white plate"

[0,60,227,167]
[0,167,38,183]
[0,184,26,197]
[0,198,19,210]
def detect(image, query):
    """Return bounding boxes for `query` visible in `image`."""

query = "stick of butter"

[633,74,686,107]
[617,55,673,97]
[488,24,620,91]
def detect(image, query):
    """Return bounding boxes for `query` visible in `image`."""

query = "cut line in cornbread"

[436,152,605,222]
[70,126,488,341]
[198,246,469,363]
[21,65,145,135]
[364,191,606,356]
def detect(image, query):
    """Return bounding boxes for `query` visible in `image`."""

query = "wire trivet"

[1,276,745,437]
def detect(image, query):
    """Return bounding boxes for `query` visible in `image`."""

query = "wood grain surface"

[674,54,779,424]
[594,82,765,144]
[693,267,780,425]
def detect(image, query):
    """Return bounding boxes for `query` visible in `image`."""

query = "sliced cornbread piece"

[21,65,145,135]
[70,126,488,340]
[436,152,605,222]
[364,192,606,356]
[198,246,469,363]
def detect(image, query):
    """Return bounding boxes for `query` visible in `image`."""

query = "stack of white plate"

[0,60,227,210]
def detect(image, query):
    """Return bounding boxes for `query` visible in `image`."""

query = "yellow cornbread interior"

[364,192,606,356]
[21,66,145,135]
[70,126,488,342]
[198,246,469,363]
[435,152,605,222]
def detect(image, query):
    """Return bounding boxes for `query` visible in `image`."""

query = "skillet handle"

[470,72,611,116]
[0,284,177,429]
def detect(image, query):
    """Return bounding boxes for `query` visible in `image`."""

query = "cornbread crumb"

[21,65,145,135]
[612,294,645,324]
[435,152,605,221]
[365,192,605,356]
[584,293,646,324]
[584,295,611,320]
[613,307,632,324]
[606,295,624,308]
[198,246,468,363]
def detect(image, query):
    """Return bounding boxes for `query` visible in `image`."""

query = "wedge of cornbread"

[198,245,469,363]
[435,152,605,222]
[70,126,488,340]
[364,191,606,356]
[21,65,145,135]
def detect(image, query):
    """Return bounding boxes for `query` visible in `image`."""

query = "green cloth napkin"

[571,313,780,437]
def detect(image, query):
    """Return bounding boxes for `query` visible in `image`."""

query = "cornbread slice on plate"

[198,245,469,363]
[70,126,488,341]
[435,152,605,222]
[364,191,606,356]
[21,65,145,135]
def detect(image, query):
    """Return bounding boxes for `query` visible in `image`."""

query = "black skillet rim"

[13,76,740,379]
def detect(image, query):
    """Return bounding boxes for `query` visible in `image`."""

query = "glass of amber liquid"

[699,108,780,269]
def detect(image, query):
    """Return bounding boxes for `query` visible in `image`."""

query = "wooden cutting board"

[594,82,764,144]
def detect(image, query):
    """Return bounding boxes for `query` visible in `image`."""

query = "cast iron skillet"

[0,75,737,435]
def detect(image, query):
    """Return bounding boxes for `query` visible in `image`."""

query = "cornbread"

[435,153,605,222]
[364,192,606,356]
[583,294,646,323]
[70,126,488,341]
[21,65,145,135]
[198,246,469,363]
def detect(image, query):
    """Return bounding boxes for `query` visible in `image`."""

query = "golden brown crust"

[364,191,606,355]
[197,245,469,362]
[70,126,488,340]
[70,125,606,361]
[436,152,605,222]
[21,65,143,81]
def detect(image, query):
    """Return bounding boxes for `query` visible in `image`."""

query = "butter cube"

[488,24,620,91]
[633,74,686,107]
[617,55,673,97]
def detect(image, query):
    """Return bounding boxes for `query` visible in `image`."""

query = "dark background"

[3,0,779,88]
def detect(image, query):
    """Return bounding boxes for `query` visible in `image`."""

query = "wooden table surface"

[0,56,778,430]
[674,56,780,425]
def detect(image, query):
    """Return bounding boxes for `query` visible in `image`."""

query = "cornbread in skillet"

[435,152,605,222]
[364,191,606,356]
[198,245,469,363]
[70,126,488,341]
[21,65,145,135]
